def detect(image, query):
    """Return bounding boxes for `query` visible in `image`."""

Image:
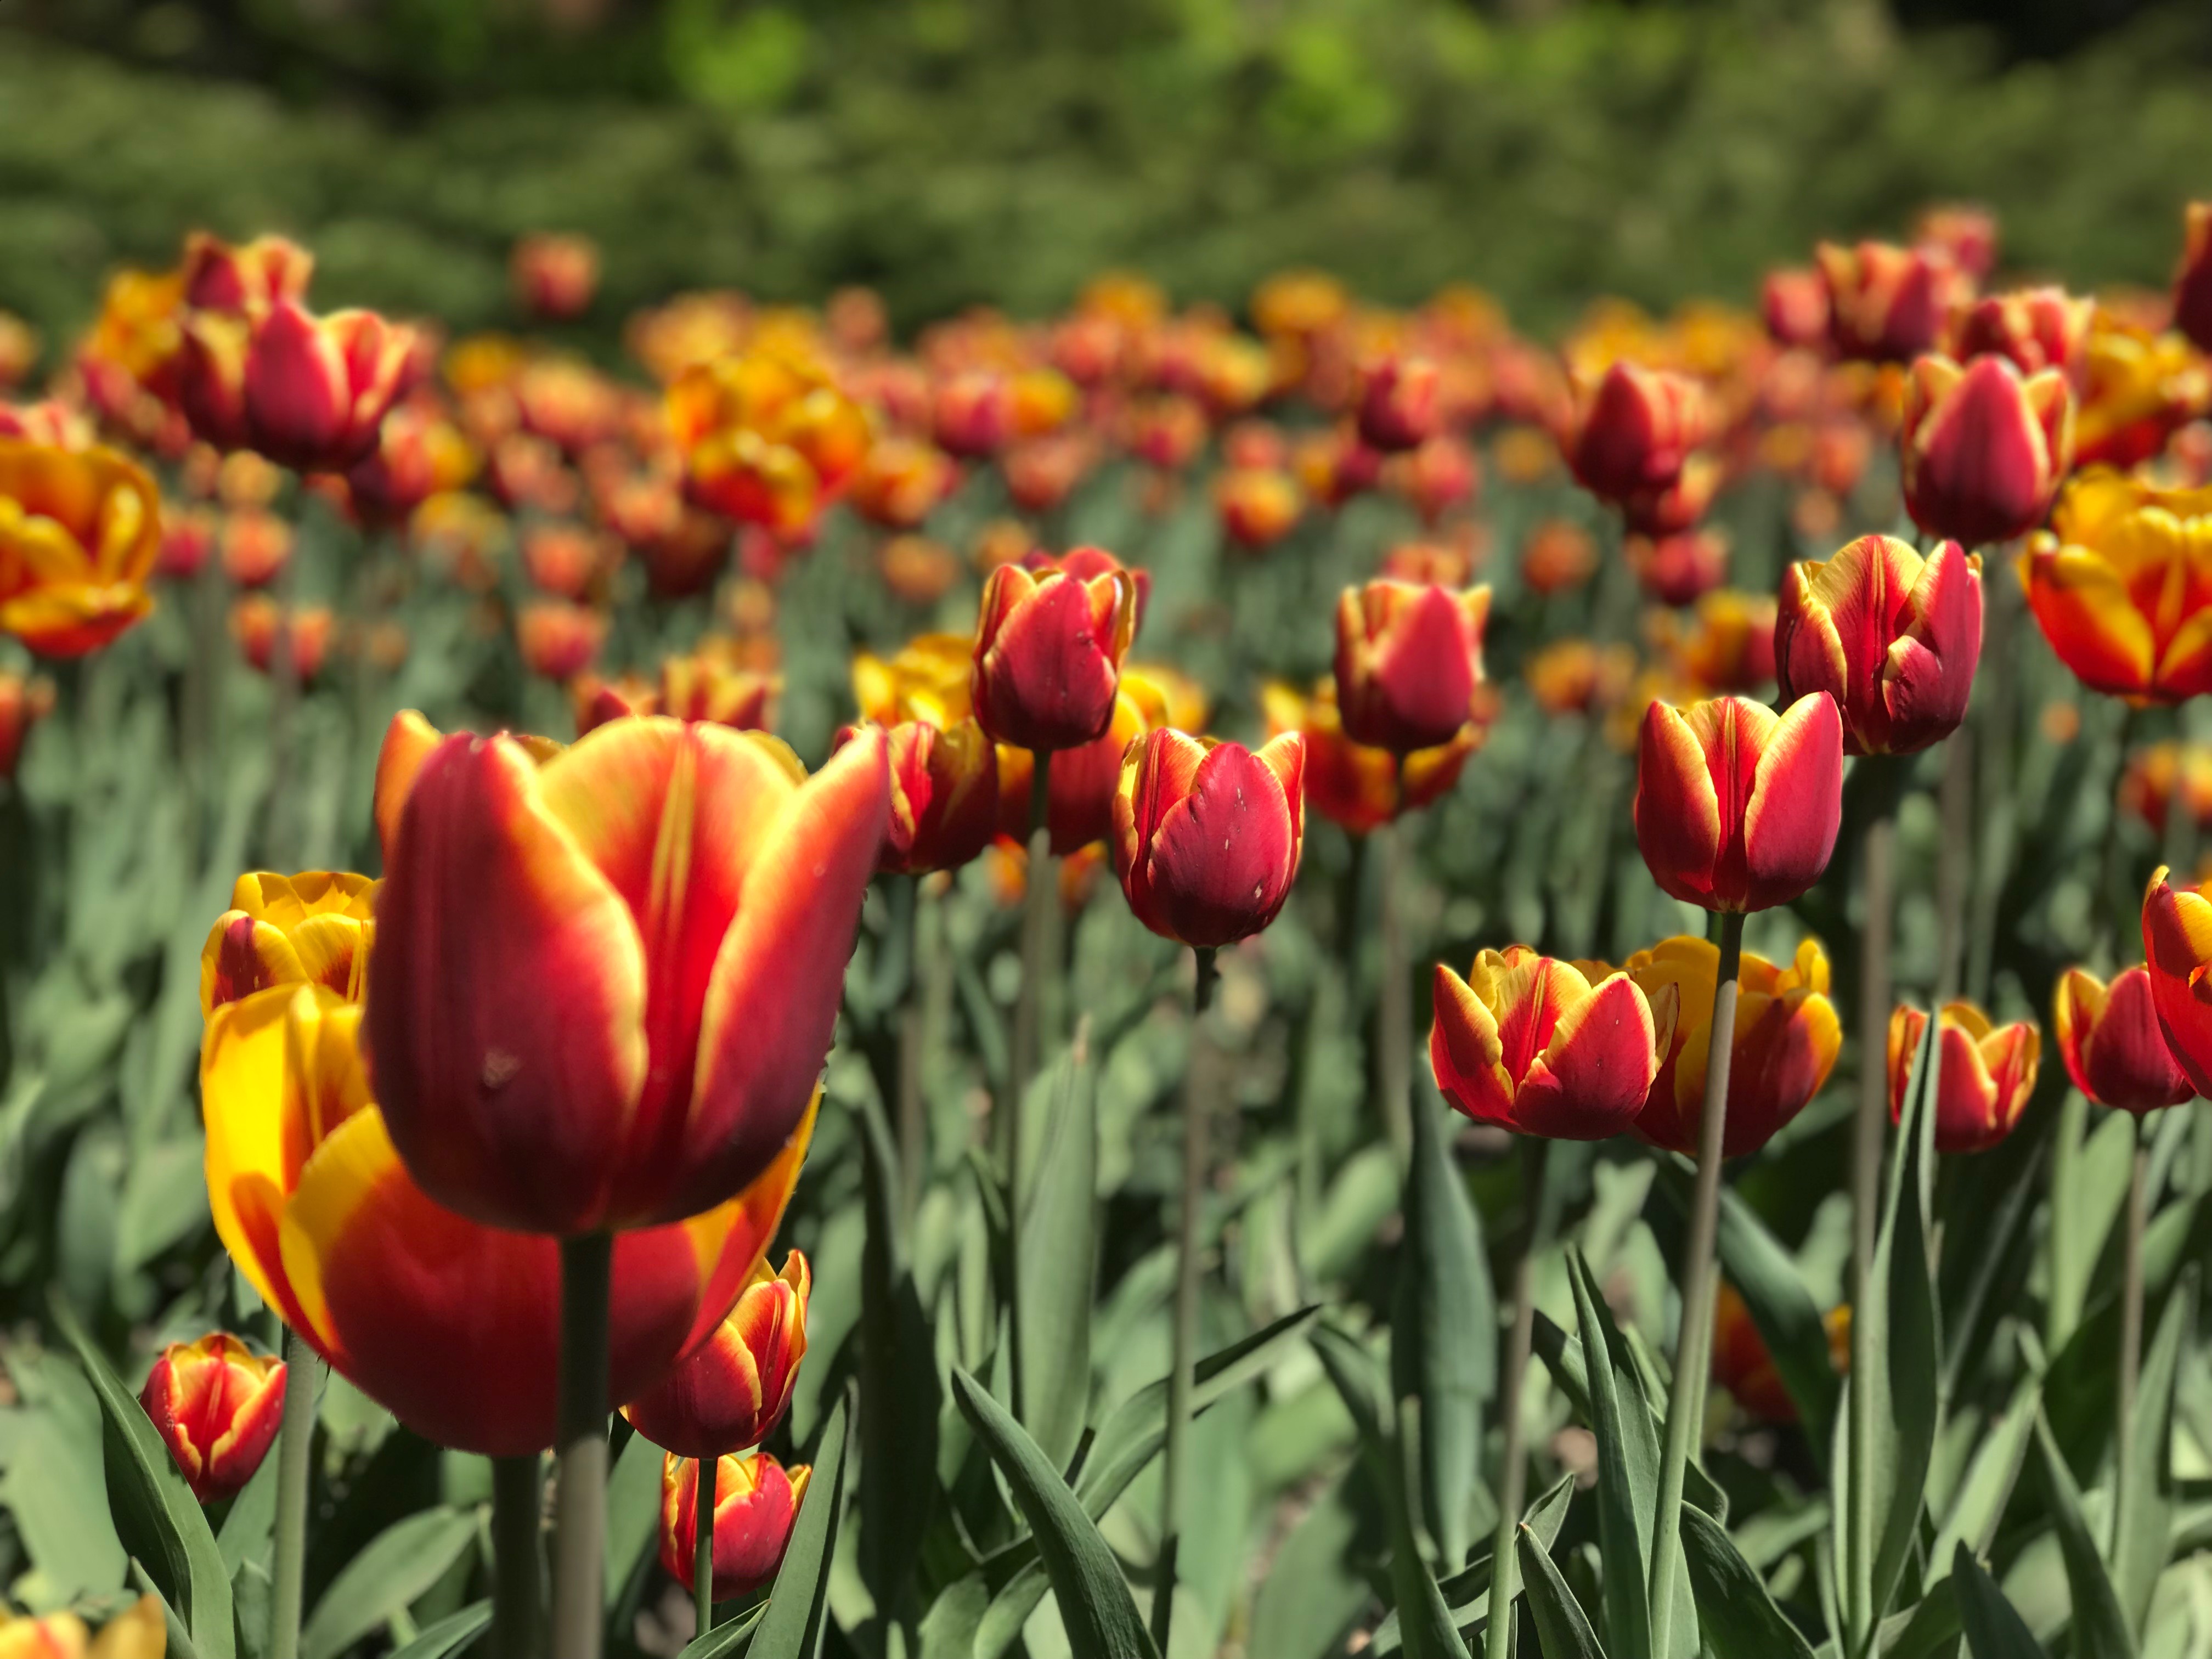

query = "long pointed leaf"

[1372,1474,1577,1655]
[1951,1543,2045,1659]
[1516,1525,1607,1659]
[857,1090,940,1611]
[2032,1413,2135,1659]
[1567,1251,1650,1658]
[1018,1042,1098,1471]
[1710,1180,1841,1462]
[1678,1505,1814,1659]
[299,1508,477,1659]
[1926,1370,2040,1594]
[751,1390,855,1659]
[2115,1267,2196,1638]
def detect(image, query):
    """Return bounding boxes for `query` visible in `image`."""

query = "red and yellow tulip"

[1899,354,2072,548]
[0,437,162,657]
[2054,964,2197,1114]
[137,1333,286,1503]
[1110,728,1305,948]
[970,557,1138,753]
[1887,1001,2040,1153]
[659,1453,810,1602]
[2023,470,2212,703]
[2140,865,2212,1096]
[1333,578,1492,755]
[624,1251,809,1458]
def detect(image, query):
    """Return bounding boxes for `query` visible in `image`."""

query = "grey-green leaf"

[1516,1525,1607,1659]
[298,1507,478,1659]
[1951,1543,2045,1659]
[2031,1413,2135,1659]
[1568,1250,1649,1659]
[749,1390,855,1659]
[386,1601,493,1659]
[2114,1267,2196,1638]
[1019,1040,1098,1472]
[1678,1505,1814,1659]
[857,1089,941,1606]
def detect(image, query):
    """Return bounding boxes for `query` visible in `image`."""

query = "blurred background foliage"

[5,0,2212,351]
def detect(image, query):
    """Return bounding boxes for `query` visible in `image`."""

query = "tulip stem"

[269,1327,319,1659]
[1846,795,1898,1654]
[551,1232,613,1659]
[2115,1115,2151,1553]
[1153,945,1218,1658]
[1936,728,1971,1003]
[491,1454,546,1659]
[1377,807,1413,1166]
[693,1454,718,1637]
[1483,1133,1551,1659]
[1006,748,1054,1427]
[1647,907,1742,1657]
[898,874,938,1229]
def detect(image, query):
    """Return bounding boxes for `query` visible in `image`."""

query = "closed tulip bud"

[1022,544,1153,636]
[574,674,657,736]
[2024,471,2212,703]
[1216,467,1304,550]
[1624,935,1843,1158]
[2141,865,2212,1096]
[1915,203,2000,281]
[180,232,313,313]
[969,557,1137,752]
[183,302,424,473]
[201,870,377,1014]
[138,1333,286,1502]
[1633,693,1842,913]
[933,371,1017,459]
[624,1252,808,1457]
[1900,354,2072,547]
[365,710,889,1233]
[1709,1282,1793,1423]
[1561,361,1709,505]
[1333,579,1492,755]
[521,522,607,600]
[510,232,600,322]
[1816,240,1968,364]
[515,599,606,682]
[1356,356,1442,453]
[844,718,998,876]
[2174,202,2212,356]
[0,672,55,783]
[1110,729,1304,948]
[1953,287,2095,380]
[1628,527,1730,606]
[1622,452,1722,538]
[1005,435,1095,515]
[1888,1002,2040,1153]
[157,505,216,579]
[659,1453,810,1602]
[1397,431,1480,524]
[1430,947,1663,1140]
[0,437,162,658]
[1762,268,1831,349]
[2054,964,2196,1114]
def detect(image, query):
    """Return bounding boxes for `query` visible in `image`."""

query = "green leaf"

[385,1600,493,1659]
[1677,1505,1814,1659]
[2114,1266,2197,1638]
[299,1506,478,1659]
[1018,1040,1099,1472]
[1950,1543,2046,1659]
[1926,1370,2039,1594]
[130,1558,204,1659]
[1249,1475,1368,1659]
[1530,1310,1728,1525]
[2031,1413,2135,1659]
[1371,1474,1576,1655]
[1566,1250,1650,1659]
[2047,1096,2134,1351]
[917,1576,991,1659]
[856,1088,940,1609]
[1709,1179,1841,1461]
[216,1447,280,1581]
[1390,1085,1494,1568]
[749,1389,854,1659]
[51,1293,236,1659]
[605,1427,662,1613]
[949,1367,1159,1659]
[675,1602,768,1659]
[1516,1524,1607,1659]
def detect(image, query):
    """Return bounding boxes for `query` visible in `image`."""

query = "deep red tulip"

[1333,579,1492,755]
[845,718,999,876]
[1561,361,1708,505]
[1775,535,1982,757]
[660,1453,809,1601]
[969,557,1137,752]
[180,232,313,313]
[1356,356,1443,453]
[1817,240,1968,364]
[1888,1002,2040,1153]
[624,1251,808,1457]
[138,1333,286,1502]
[2053,965,2196,1114]
[180,301,423,472]
[1900,354,2072,547]
[2140,865,2212,1096]
[1953,287,2095,380]
[2175,202,2212,356]
[1430,947,1662,1140]
[1110,729,1304,948]
[1634,693,1842,913]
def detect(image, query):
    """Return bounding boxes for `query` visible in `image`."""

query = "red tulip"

[511,232,600,322]
[847,718,999,876]
[1110,729,1304,948]
[1762,268,1830,349]
[969,557,1137,753]
[1561,361,1709,505]
[624,1251,808,1457]
[365,712,889,1233]
[2140,865,2212,1096]
[1333,579,1492,755]
[1888,1002,2040,1153]
[1775,535,1981,757]
[1634,693,1843,913]
[1356,356,1443,453]
[1900,355,2072,548]
[180,232,313,313]
[180,301,423,472]
[1430,948,1662,1140]
[2054,964,2196,1115]
[2175,202,2212,356]
[659,1453,809,1601]
[138,1333,286,1502]
[1816,240,1968,364]
[1953,287,2094,380]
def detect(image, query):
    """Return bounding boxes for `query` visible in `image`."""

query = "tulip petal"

[1429,964,1514,1128]
[373,710,444,861]
[2025,541,2157,697]
[1527,971,1659,1139]
[200,985,313,1331]
[1740,692,1843,908]
[1634,699,1725,907]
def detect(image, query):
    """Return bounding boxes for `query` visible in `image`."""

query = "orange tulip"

[1430,948,1663,1141]
[624,1251,808,1457]
[0,671,54,782]
[659,1453,810,1602]
[2053,964,2196,1115]
[1710,1283,1849,1424]
[1887,1002,2040,1153]
[364,711,887,1233]
[138,1333,286,1503]
[2140,865,2212,1096]
[2023,470,2212,703]
[0,437,162,657]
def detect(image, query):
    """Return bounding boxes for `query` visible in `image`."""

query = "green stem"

[1847,798,1898,1652]
[1647,909,1743,1656]
[2114,1116,2150,1555]
[1377,806,1412,1166]
[269,1327,319,1659]
[1936,727,1971,1004]
[1966,549,2022,1005]
[551,1233,613,1659]
[491,1454,546,1659]
[1152,945,1218,1658]
[1484,1135,1552,1659]
[693,1454,718,1637]
[898,874,935,1229]
[1006,748,1054,1426]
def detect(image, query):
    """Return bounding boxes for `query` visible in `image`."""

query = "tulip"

[933,371,1017,459]
[1627,527,1729,606]
[661,652,780,733]
[2141,865,2212,1096]
[1109,729,1304,949]
[220,507,294,588]
[1710,1285,1851,1424]
[179,301,423,472]
[1887,1002,2040,1153]
[659,1453,810,1601]
[1525,639,1635,718]
[1775,535,1982,755]
[232,597,332,682]
[201,870,377,1015]
[1816,240,1967,363]
[1953,287,2094,380]
[1519,521,1596,596]
[1624,935,1843,1158]
[202,974,812,1454]
[1622,453,1722,540]
[1654,590,1777,695]
[180,232,313,312]
[0,1597,165,1659]
[1633,693,1842,913]
[1021,544,1153,637]
[1216,467,1304,550]
[848,437,958,531]
[511,232,600,321]
[521,522,607,600]
[0,437,162,657]
[2175,202,2212,356]
[625,1251,808,1458]
[1356,356,1442,453]
[1761,268,1830,349]
[0,398,89,449]
[842,717,997,876]
[1560,362,1708,505]
[853,632,975,730]
[1899,354,2072,547]
[2053,964,2196,1114]
[2073,312,2210,470]
[515,600,607,681]
[0,313,37,393]
[993,663,1199,855]
[1260,678,1475,836]
[1430,948,1663,1140]
[0,672,54,783]
[2119,742,2212,838]
[137,1332,286,1503]
[366,712,888,1233]
[2023,470,2212,703]
[1915,204,1999,281]
[1333,578,1492,755]
[969,557,1138,753]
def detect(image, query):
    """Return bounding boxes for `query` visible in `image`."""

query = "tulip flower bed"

[5,201,2212,1659]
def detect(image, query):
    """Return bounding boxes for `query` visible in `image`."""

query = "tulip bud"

[1261,678,1475,836]
[1888,1002,2040,1154]
[1775,535,1981,756]
[1900,354,2072,548]
[1655,590,1778,696]
[1110,729,1304,948]
[1915,204,1999,282]
[180,232,313,313]
[1761,268,1830,349]
[1627,527,1729,606]
[933,371,1017,459]
[1524,640,1634,718]
[221,507,294,589]
[1333,579,1492,755]
[969,558,1137,753]
[182,301,425,473]
[849,437,958,531]
[0,672,55,783]
[1519,520,1596,596]
[844,718,999,876]
[2054,964,2196,1115]
[231,597,332,684]
[1430,947,1663,1140]
[138,1333,286,1502]
[659,1453,810,1602]
[1816,240,1968,364]
[1356,356,1443,453]
[1624,935,1843,1158]
[515,599,607,682]
[510,233,600,322]
[1215,467,1304,551]
[1397,432,1480,525]
[2173,202,2212,356]
[1561,362,1708,505]
[2140,865,2212,1096]
[624,1251,809,1457]
[1953,287,2094,380]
